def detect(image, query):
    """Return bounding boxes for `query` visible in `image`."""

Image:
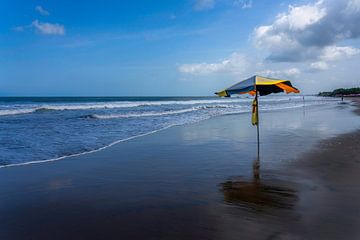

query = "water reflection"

[221,158,297,211]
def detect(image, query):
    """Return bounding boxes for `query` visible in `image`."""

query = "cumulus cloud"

[35,6,50,16]
[306,46,359,71]
[319,46,360,61]
[32,20,65,35]
[178,53,248,75]
[193,0,215,11]
[253,0,360,63]
[257,68,300,78]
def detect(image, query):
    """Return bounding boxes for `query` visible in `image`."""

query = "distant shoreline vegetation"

[318,88,360,97]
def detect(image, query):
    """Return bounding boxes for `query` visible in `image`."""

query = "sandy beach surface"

[1,99,360,240]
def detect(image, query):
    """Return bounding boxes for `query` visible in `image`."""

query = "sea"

[0,96,340,167]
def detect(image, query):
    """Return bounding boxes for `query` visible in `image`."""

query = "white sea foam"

[0,109,37,116]
[0,97,333,117]
[87,108,198,119]
[85,105,239,119]
[0,99,250,116]
[0,100,245,116]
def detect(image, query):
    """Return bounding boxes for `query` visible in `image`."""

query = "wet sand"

[0,99,360,240]
[286,98,360,239]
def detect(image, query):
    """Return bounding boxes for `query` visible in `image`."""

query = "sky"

[1,0,360,96]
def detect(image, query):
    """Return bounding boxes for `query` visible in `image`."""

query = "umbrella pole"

[256,91,260,159]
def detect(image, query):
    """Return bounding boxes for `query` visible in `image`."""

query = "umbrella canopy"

[215,75,300,97]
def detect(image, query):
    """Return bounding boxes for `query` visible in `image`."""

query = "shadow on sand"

[221,158,298,212]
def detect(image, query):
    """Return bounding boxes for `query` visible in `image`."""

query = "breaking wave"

[0,109,36,116]
[82,105,239,119]
[0,100,246,116]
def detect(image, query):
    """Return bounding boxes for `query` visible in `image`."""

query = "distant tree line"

[318,88,360,96]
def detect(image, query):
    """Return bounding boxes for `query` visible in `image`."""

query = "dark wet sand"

[1,99,360,240]
[286,98,360,239]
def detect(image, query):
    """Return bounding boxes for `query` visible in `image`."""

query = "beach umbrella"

[215,75,300,158]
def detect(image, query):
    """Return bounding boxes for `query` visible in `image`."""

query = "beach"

[1,98,360,240]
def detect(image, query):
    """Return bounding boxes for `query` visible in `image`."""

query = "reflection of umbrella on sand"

[216,76,299,210]
[221,160,297,211]
[215,75,300,159]
[221,176,297,211]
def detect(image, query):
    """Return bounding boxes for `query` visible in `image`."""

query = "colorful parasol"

[215,75,300,158]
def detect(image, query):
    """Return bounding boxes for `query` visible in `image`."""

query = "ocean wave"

[82,105,238,119]
[0,97,336,117]
[0,107,54,116]
[0,100,247,116]
[85,108,198,119]
[0,109,36,116]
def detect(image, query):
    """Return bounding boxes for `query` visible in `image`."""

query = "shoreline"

[0,124,178,169]
[0,99,342,169]
[0,98,359,239]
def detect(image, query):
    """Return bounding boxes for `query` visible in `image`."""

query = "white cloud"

[193,0,215,11]
[178,53,248,75]
[35,6,49,16]
[305,46,360,72]
[13,6,66,36]
[310,61,329,71]
[320,46,360,61]
[253,0,360,63]
[257,68,300,79]
[32,20,65,35]
[279,3,326,31]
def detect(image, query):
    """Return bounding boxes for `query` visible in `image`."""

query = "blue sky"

[1,0,360,96]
